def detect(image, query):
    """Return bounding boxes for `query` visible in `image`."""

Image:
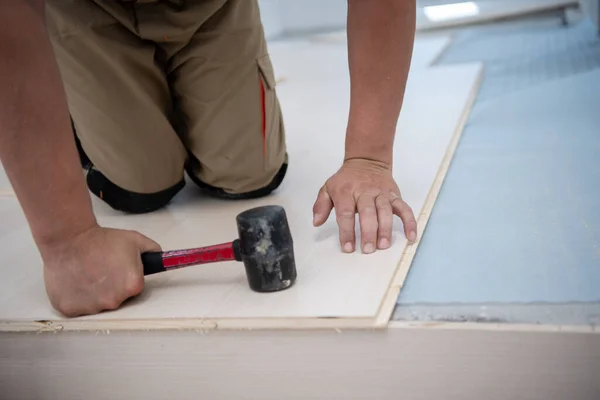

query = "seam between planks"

[0,316,381,333]
[374,64,486,328]
[2,317,596,334]
[388,320,599,334]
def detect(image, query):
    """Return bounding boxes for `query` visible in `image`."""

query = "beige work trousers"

[45,0,287,197]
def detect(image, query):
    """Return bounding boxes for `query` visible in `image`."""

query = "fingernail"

[379,238,390,249]
[363,243,375,254]
[313,214,319,225]
[408,231,417,242]
[343,242,353,253]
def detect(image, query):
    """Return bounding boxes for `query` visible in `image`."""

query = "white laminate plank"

[0,38,482,329]
[1,326,599,400]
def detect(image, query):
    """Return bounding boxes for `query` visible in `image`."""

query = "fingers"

[130,231,161,296]
[334,196,357,253]
[317,184,357,253]
[314,168,417,253]
[356,194,378,254]
[323,190,416,253]
[313,186,334,226]
[391,195,417,242]
[375,195,393,249]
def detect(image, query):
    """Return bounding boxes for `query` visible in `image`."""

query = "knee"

[86,168,185,214]
[186,157,288,200]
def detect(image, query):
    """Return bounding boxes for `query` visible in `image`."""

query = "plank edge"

[374,63,485,327]
[0,317,379,333]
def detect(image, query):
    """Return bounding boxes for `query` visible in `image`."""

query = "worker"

[0,0,418,317]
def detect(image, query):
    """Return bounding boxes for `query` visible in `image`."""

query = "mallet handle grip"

[142,239,242,275]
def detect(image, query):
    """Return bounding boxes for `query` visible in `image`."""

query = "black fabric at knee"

[186,159,288,200]
[71,118,92,169]
[87,168,185,214]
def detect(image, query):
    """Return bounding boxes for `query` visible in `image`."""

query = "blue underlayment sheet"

[397,18,600,305]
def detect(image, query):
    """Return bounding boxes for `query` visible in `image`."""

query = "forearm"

[344,0,416,166]
[0,2,97,248]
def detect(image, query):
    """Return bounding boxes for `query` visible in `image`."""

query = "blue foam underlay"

[397,17,600,304]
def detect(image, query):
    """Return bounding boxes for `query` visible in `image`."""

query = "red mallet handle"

[141,240,242,275]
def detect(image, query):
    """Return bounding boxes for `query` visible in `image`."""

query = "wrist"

[344,116,396,166]
[342,157,393,173]
[344,150,393,167]
[35,213,98,255]
[344,131,394,167]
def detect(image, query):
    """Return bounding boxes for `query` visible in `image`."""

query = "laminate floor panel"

[0,38,482,329]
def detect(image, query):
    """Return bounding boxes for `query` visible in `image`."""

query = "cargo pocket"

[257,54,286,177]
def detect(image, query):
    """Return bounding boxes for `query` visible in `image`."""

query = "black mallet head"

[234,205,297,293]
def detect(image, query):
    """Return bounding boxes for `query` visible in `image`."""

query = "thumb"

[133,231,162,254]
[313,185,333,226]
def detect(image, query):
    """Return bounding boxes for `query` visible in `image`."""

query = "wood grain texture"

[1,324,599,400]
[0,38,482,331]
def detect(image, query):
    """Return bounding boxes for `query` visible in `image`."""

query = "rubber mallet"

[140,205,296,293]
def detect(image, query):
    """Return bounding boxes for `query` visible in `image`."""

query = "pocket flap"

[257,55,277,90]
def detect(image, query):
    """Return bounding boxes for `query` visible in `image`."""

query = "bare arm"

[0,2,160,317]
[0,1,98,249]
[313,0,417,253]
[345,0,416,166]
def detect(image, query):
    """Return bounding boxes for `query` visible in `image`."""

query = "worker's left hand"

[313,158,417,254]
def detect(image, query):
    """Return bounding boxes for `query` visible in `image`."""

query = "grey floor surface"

[394,11,600,325]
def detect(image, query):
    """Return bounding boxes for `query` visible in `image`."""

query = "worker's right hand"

[40,225,161,318]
